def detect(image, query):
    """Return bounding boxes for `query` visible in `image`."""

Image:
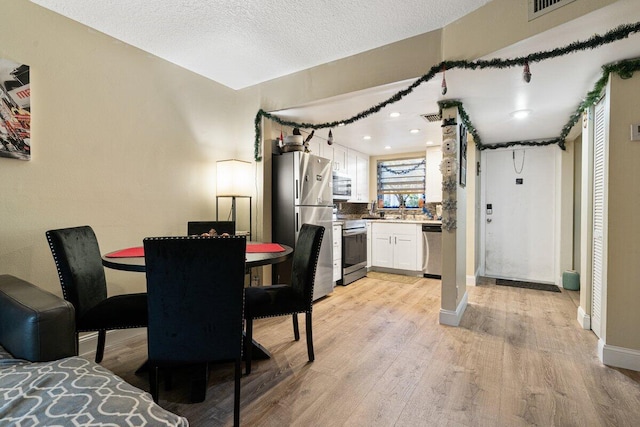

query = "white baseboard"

[439,290,468,326]
[466,275,477,287]
[78,328,146,357]
[598,338,640,372]
[577,306,591,330]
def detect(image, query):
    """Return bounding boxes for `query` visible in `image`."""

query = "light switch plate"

[632,123,640,141]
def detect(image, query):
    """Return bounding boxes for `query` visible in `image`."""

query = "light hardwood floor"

[100,276,640,426]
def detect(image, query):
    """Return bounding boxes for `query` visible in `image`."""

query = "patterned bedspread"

[0,346,188,426]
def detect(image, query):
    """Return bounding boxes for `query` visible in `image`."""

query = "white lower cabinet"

[371,223,421,271]
[332,224,342,282]
[366,222,372,268]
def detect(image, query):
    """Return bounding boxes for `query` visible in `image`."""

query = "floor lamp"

[216,159,253,238]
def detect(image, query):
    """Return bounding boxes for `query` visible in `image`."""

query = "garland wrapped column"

[439,116,458,232]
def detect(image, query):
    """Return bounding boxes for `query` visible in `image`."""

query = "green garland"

[439,58,640,151]
[254,21,640,161]
[379,159,425,175]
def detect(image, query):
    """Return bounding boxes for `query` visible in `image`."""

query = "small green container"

[562,270,580,291]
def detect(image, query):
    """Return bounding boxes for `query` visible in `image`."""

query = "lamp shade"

[216,159,252,196]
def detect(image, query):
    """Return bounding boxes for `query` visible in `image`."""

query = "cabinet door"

[371,233,393,268]
[356,153,369,202]
[347,150,357,201]
[393,233,417,270]
[332,225,342,261]
[333,144,348,174]
[366,222,372,268]
[308,139,323,158]
[347,149,369,202]
[333,259,342,282]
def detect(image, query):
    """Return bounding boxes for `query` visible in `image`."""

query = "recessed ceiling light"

[389,112,400,118]
[410,129,420,134]
[426,140,434,145]
[510,109,532,119]
[363,135,372,140]
[384,145,391,150]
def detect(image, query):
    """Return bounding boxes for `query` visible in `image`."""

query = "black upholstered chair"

[143,235,246,424]
[244,223,324,374]
[187,221,236,236]
[45,226,147,363]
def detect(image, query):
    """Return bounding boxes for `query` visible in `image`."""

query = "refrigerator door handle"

[296,212,299,232]
[295,179,299,200]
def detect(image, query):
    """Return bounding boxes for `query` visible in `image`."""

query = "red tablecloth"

[106,246,144,258]
[106,242,285,258]
[245,243,285,253]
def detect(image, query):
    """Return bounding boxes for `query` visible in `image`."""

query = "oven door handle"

[343,229,366,236]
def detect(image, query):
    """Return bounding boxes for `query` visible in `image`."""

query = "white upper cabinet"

[332,144,348,174]
[307,139,329,159]
[347,149,369,202]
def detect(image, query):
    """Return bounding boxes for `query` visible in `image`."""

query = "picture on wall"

[0,58,30,161]
[459,123,467,187]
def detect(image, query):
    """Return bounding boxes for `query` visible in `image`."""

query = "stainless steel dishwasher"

[422,223,442,278]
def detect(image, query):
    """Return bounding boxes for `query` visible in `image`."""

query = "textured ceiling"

[29,0,640,155]
[30,0,491,89]
[274,0,640,155]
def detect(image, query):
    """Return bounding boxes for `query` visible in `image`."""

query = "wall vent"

[528,0,576,21]
[420,112,442,122]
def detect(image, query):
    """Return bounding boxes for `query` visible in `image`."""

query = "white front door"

[482,146,556,283]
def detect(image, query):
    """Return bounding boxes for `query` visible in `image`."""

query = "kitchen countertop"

[333,218,441,225]
[366,219,442,224]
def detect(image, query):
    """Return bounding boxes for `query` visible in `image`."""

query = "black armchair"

[243,223,324,374]
[143,235,246,425]
[45,225,147,363]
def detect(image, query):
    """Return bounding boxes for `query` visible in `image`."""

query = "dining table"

[102,242,293,272]
[102,241,293,361]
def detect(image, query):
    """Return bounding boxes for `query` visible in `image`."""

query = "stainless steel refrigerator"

[272,151,334,300]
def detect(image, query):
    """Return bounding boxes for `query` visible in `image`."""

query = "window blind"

[377,158,425,195]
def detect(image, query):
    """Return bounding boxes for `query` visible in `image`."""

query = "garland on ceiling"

[253,21,640,161]
[439,57,640,151]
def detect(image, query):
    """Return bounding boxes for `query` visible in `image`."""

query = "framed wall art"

[459,123,467,187]
[0,58,30,161]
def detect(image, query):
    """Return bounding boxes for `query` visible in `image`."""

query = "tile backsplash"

[336,201,441,220]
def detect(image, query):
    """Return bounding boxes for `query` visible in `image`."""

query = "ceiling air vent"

[420,112,442,123]
[529,0,576,20]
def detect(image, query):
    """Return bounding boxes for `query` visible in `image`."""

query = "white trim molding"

[598,339,640,372]
[466,275,477,287]
[577,306,591,330]
[439,290,468,326]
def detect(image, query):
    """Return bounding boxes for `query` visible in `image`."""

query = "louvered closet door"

[591,97,606,339]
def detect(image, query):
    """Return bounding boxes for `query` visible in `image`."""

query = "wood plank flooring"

[99,276,640,426]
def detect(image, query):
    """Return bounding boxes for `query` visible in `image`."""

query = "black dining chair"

[45,225,148,363]
[243,223,324,374]
[143,235,246,425]
[187,221,236,236]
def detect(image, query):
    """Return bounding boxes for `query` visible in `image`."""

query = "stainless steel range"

[338,219,367,285]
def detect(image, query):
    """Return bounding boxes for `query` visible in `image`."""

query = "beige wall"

[1,1,241,295]
[605,73,640,350]
[2,0,620,309]
[442,0,617,60]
